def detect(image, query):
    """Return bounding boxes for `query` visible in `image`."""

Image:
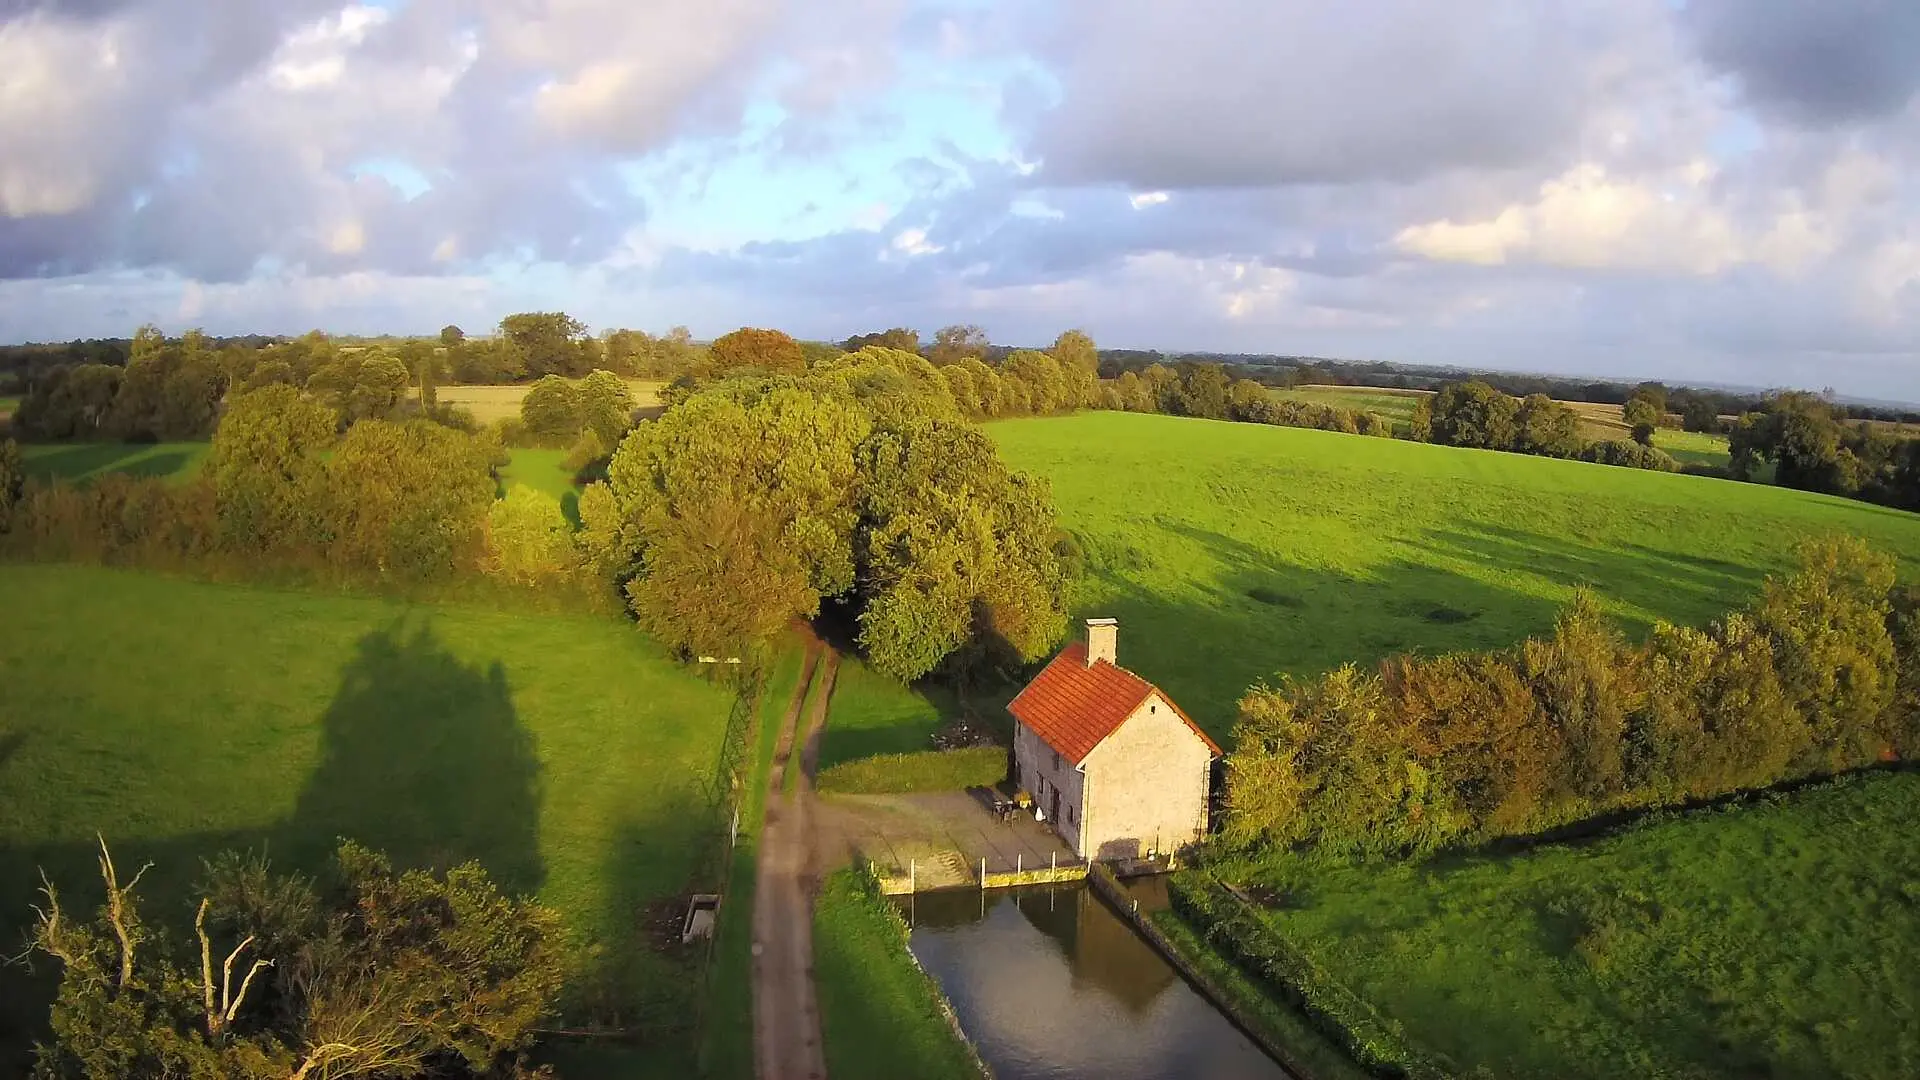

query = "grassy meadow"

[0,563,740,1077]
[1219,771,1920,1079]
[19,440,209,484]
[990,412,1920,737]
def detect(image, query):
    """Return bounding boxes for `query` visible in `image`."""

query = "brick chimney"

[1085,618,1117,667]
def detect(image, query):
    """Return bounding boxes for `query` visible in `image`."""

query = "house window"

[1067,805,1074,825]
[1051,750,1060,771]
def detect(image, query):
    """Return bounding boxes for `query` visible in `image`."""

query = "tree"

[853,419,1068,681]
[1622,396,1660,430]
[844,328,919,353]
[927,325,989,366]
[0,438,21,527]
[1428,380,1518,450]
[207,386,337,552]
[1174,363,1231,420]
[1051,329,1099,407]
[306,350,409,426]
[26,840,563,1080]
[439,324,466,348]
[600,386,867,656]
[1514,394,1582,457]
[325,420,495,580]
[499,312,589,379]
[1681,397,1720,433]
[487,485,577,584]
[519,375,584,446]
[707,327,805,377]
[1629,381,1668,416]
[1631,421,1657,447]
[1002,350,1068,415]
[399,339,443,410]
[576,370,636,446]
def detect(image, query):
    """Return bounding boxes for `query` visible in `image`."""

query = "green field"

[1271,385,1424,423]
[1218,771,1920,1079]
[1653,425,1735,470]
[817,654,957,768]
[990,412,1920,736]
[19,441,209,484]
[0,564,739,1076]
[813,868,982,1080]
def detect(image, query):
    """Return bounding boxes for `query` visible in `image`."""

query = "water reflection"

[901,884,1291,1080]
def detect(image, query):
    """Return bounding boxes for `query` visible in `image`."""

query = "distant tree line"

[1730,392,1920,509]
[1410,380,1681,472]
[1224,537,1920,858]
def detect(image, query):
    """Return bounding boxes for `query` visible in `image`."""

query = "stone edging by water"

[1087,863,1315,1080]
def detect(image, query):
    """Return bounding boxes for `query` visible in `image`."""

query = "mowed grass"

[1224,771,1920,1080]
[817,654,955,769]
[19,441,209,484]
[501,447,580,503]
[0,564,737,1076]
[991,412,1920,737]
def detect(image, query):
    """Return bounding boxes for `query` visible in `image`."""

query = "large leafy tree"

[602,386,867,657]
[325,419,495,580]
[499,312,590,379]
[707,327,806,377]
[207,386,337,553]
[1428,380,1519,450]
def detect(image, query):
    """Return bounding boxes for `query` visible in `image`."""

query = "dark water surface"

[899,883,1292,1080]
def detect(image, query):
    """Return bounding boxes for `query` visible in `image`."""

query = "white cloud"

[1128,191,1170,210]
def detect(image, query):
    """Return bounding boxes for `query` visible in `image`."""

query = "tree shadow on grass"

[23,443,193,483]
[284,619,544,894]
[0,619,544,1071]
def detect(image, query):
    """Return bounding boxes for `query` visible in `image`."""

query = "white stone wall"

[1013,722,1087,856]
[1080,692,1213,861]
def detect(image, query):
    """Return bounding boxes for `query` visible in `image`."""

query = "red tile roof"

[1007,641,1221,764]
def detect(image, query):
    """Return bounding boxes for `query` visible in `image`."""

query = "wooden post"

[979,857,986,888]
[1017,853,1023,874]
[1051,851,1057,871]
[910,858,916,893]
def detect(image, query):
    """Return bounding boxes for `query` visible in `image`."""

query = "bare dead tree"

[95,834,151,991]
[196,897,272,1043]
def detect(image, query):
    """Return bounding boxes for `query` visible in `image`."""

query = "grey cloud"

[1029,0,1666,188]
[1685,0,1920,124]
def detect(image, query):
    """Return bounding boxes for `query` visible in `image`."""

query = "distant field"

[430,378,665,424]
[19,441,209,484]
[991,412,1920,736]
[1223,771,1920,1079]
[0,564,738,1077]
[1273,383,1717,450]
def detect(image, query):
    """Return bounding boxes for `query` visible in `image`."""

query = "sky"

[2,1,1920,399]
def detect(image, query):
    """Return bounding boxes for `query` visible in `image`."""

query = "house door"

[1049,787,1060,825]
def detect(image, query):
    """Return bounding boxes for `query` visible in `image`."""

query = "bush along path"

[753,639,837,1080]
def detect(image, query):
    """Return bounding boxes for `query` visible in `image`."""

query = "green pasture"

[817,654,956,769]
[1653,425,1735,470]
[19,441,209,484]
[501,447,580,503]
[1220,771,1920,1079]
[991,412,1920,736]
[0,564,738,1077]
[1270,385,1424,423]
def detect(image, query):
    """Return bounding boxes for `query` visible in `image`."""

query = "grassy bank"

[1150,910,1372,1080]
[991,412,1920,737]
[816,746,1006,794]
[19,440,208,484]
[0,563,738,1077]
[1205,770,1920,1080]
[813,868,984,1080]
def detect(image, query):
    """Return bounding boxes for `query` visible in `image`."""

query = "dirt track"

[752,643,837,1080]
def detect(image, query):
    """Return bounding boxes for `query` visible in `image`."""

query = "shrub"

[1579,439,1678,471]
[1224,538,1908,857]
[0,437,21,527]
[487,485,578,585]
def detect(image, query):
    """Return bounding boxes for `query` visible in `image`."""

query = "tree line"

[1224,536,1920,858]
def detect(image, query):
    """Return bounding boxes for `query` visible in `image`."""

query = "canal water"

[898,882,1292,1080]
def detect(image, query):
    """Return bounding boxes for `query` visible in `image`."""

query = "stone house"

[1007,618,1220,861]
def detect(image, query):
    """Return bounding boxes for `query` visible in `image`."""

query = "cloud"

[1029,0,1669,187]
[1684,0,1920,124]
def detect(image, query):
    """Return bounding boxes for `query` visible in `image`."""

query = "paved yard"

[816,790,1080,889]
